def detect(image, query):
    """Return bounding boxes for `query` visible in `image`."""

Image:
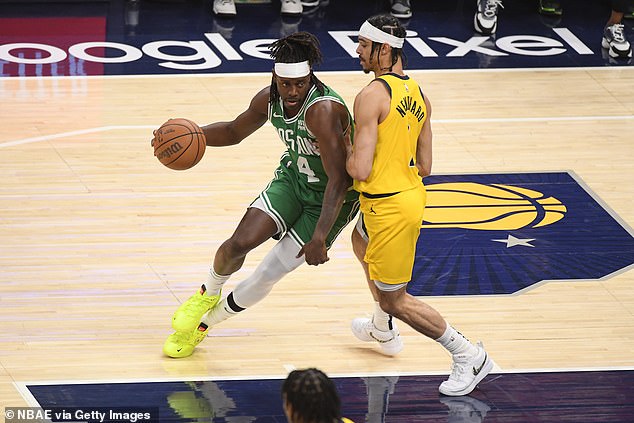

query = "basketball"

[153,118,206,170]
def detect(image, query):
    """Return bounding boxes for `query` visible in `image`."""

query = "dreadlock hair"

[282,368,342,423]
[269,32,326,104]
[366,14,407,71]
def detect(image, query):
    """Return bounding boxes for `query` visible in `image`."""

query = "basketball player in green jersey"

[160,32,359,358]
[344,15,494,396]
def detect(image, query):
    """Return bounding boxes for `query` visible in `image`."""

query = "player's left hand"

[297,240,329,266]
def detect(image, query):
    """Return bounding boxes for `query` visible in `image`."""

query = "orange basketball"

[153,118,206,170]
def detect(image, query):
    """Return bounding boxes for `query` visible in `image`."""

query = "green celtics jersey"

[268,84,355,198]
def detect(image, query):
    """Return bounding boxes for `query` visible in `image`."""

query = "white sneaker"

[213,0,236,16]
[474,0,503,35]
[439,342,493,396]
[351,317,403,356]
[602,24,632,59]
[281,0,302,15]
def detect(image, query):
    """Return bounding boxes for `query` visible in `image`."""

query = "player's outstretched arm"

[201,87,270,147]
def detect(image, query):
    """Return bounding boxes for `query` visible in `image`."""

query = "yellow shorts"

[360,185,426,284]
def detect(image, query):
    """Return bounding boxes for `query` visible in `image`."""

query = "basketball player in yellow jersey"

[344,14,494,397]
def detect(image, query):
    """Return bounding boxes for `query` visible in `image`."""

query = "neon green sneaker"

[163,322,209,358]
[172,285,220,332]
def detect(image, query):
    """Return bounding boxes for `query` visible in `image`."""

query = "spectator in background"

[473,0,632,59]
[212,0,316,17]
[282,368,354,423]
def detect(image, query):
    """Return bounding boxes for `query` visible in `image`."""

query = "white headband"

[274,61,311,78]
[358,20,404,49]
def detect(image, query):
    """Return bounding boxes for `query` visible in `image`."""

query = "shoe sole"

[164,347,193,358]
[391,11,412,19]
[439,357,495,396]
[380,339,403,356]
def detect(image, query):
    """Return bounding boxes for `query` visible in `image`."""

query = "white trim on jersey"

[303,94,348,139]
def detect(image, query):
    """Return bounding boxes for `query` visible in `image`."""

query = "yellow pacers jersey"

[354,73,427,195]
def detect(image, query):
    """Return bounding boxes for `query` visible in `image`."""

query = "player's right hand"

[150,130,157,147]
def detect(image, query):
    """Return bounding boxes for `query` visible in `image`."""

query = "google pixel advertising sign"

[0,26,617,77]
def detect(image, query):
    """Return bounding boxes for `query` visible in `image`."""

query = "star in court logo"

[408,171,634,296]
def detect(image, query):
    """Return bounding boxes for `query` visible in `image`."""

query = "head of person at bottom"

[282,368,343,423]
[356,14,407,75]
[269,32,326,117]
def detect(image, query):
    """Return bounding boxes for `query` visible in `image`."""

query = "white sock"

[372,302,392,332]
[203,293,241,327]
[435,321,477,356]
[205,268,230,296]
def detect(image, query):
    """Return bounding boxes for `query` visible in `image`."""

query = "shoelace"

[180,295,213,318]
[610,24,626,43]
[483,0,503,18]
[447,355,471,381]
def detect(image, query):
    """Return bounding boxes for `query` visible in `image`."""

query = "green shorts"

[251,166,359,248]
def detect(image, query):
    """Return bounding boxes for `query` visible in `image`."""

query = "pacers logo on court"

[408,171,634,296]
[423,182,566,230]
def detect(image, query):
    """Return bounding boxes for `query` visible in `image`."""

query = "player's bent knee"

[375,282,408,317]
[222,236,257,259]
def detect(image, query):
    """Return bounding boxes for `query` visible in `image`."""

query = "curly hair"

[269,32,326,103]
[282,368,342,423]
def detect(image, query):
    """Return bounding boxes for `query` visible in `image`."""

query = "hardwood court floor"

[1,68,633,409]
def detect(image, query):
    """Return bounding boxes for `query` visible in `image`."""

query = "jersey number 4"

[297,156,319,183]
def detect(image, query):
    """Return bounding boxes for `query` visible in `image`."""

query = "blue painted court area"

[23,370,634,422]
[408,171,634,296]
[1,0,632,77]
